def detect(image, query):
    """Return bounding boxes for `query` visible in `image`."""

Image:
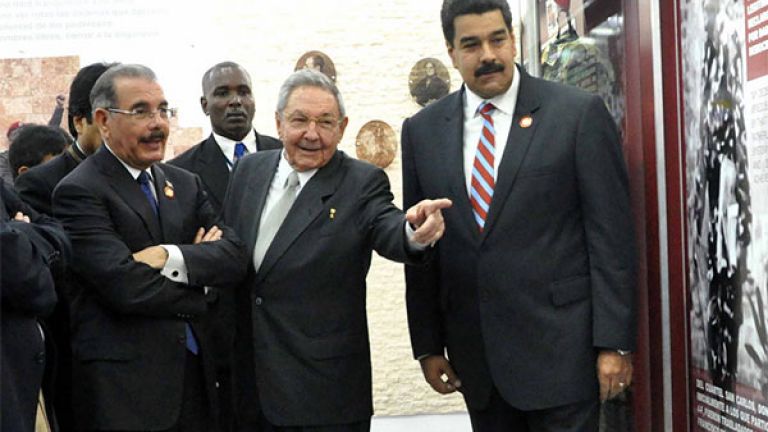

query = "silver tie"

[252,171,300,272]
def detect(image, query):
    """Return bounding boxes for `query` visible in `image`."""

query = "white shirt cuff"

[405,222,429,251]
[160,245,189,284]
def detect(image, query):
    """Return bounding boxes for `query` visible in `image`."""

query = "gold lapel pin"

[330,208,336,220]
[519,115,533,128]
[163,180,175,200]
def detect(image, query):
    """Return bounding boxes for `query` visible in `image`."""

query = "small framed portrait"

[408,58,451,107]
[294,51,337,82]
[355,120,397,169]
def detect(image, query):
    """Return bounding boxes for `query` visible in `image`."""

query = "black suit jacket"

[16,144,86,216]
[1,178,70,432]
[14,143,85,432]
[52,147,248,431]
[224,150,422,427]
[169,131,282,213]
[401,69,637,410]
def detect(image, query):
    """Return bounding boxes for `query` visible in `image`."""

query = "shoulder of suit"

[166,137,208,167]
[256,132,283,150]
[408,89,462,123]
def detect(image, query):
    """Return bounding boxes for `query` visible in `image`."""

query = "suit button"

[254,297,263,306]
[35,352,46,364]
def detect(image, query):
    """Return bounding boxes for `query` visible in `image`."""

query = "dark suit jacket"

[224,150,422,428]
[401,68,637,411]
[15,144,86,216]
[52,147,248,431]
[169,131,282,213]
[14,143,85,432]
[1,178,70,432]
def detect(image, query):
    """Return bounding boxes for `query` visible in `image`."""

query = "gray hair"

[90,64,157,110]
[276,69,346,119]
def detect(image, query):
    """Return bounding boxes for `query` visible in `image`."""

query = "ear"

[93,108,111,141]
[73,115,87,136]
[338,116,349,139]
[446,41,458,69]
[200,96,209,115]
[17,165,29,176]
[274,111,284,140]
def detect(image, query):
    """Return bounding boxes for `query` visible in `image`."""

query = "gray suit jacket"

[401,68,637,410]
[224,150,423,427]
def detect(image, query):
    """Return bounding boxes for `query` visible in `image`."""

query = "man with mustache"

[401,1,637,430]
[52,64,248,432]
[224,69,451,431]
[169,61,281,431]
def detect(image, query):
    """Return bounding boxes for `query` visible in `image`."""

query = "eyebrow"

[459,29,508,45]
[129,100,169,110]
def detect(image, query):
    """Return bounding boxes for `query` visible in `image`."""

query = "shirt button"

[254,297,263,306]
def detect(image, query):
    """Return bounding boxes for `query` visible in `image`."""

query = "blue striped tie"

[469,102,496,232]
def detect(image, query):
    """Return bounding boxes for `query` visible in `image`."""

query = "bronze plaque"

[355,120,397,169]
[294,50,337,82]
[408,58,451,107]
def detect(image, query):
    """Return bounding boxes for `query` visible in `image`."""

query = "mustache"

[474,62,505,77]
[139,130,167,143]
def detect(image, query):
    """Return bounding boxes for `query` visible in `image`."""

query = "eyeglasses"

[106,107,178,121]
[285,113,341,132]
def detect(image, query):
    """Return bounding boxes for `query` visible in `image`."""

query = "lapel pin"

[330,208,336,220]
[519,115,533,128]
[163,180,175,200]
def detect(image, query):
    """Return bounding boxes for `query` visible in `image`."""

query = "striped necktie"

[469,102,496,232]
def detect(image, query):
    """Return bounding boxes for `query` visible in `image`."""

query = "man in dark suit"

[170,61,282,214]
[224,69,450,432]
[169,61,281,431]
[401,1,637,430]
[16,62,115,216]
[14,62,114,432]
[52,64,248,432]
[1,178,70,432]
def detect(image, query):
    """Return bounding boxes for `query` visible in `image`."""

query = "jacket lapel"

[255,152,342,281]
[96,148,163,243]
[439,90,480,237]
[197,135,230,208]
[244,152,281,258]
[152,165,180,243]
[482,69,542,240]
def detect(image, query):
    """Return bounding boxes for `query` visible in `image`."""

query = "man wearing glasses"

[52,64,248,432]
[223,69,451,432]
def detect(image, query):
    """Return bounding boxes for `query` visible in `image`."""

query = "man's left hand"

[406,198,452,246]
[598,350,633,401]
[132,245,169,269]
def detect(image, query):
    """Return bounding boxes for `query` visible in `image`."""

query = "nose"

[303,122,321,140]
[229,93,242,106]
[480,41,496,63]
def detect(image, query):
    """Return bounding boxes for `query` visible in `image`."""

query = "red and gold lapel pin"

[163,180,175,200]
[519,115,534,128]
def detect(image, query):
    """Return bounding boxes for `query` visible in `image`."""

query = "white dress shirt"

[214,129,257,170]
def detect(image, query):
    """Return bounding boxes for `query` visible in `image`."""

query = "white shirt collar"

[213,129,257,163]
[463,64,521,118]
[278,149,317,190]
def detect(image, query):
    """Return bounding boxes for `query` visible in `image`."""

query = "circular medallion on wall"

[355,120,397,169]
[294,50,337,82]
[408,58,451,107]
